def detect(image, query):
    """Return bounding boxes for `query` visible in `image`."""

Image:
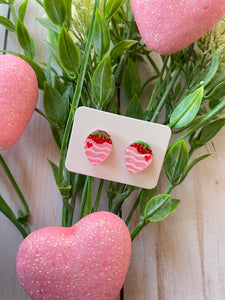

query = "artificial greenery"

[1,0,225,243]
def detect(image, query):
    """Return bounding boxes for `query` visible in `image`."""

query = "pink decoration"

[84,130,112,165]
[126,141,153,174]
[130,0,225,55]
[16,211,131,300]
[0,54,39,150]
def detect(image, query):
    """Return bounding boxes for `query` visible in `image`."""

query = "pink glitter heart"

[16,212,131,300]
[130,0,225,55]
[0,54,39,150]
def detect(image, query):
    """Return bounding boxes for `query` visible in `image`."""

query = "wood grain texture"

[1,2,225,300]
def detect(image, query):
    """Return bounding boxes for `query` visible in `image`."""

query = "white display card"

[66,107,171,189]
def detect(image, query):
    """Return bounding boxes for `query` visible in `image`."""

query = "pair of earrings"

[84,130,153,174]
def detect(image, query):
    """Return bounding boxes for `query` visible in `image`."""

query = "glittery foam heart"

[130,0,225,55]
[16,212,131,300]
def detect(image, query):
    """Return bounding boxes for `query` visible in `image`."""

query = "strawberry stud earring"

[125,141,153,174]
[84,130,113,165]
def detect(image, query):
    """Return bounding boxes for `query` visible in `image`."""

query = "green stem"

[9,3,17,24]
[146,53,160,75]
[164,183,174,194]
[0,154,29,215]
[145,80,159,120]
[58,0,100,188]
[131,220,145,241]
[83,176,93,217]
[93,179,104,212]
[176,100,225,142]
[66,173,82,227]
[125,192,141,226]
[139,75,158,97]
[151,68,181,123]
[0,206,28,238]
[57,0,99,226]
[77,177,89,221]
[61,205,68,227]
[35,107,48,120]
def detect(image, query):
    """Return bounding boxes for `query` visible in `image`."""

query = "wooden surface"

[1,2,225,300]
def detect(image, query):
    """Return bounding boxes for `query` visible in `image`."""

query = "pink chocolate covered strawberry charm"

[126,141,153,174]
[84,130,113,165]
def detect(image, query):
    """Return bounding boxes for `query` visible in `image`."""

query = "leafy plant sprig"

[1,0,225,241]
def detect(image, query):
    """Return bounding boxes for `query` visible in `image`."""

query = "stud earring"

[84,130,113,165]
[125,141,153,174]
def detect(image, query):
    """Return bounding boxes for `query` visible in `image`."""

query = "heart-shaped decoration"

[125,141,153,174]
[0,54,39,150]
[130,0,225,55]
[16,212,131,300]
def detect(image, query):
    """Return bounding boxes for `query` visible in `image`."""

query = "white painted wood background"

[1,2,225,299]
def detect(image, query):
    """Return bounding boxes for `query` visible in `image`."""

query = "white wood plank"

[123,128,225,299]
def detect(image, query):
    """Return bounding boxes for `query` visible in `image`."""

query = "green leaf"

[45,55,52,85]
[48,160,59,184]
[45,40,60,65]
[169,87,203,128]
[105,0,122,20]
[93,9,110,58]
[58,25,80,73]
[54,76,66,95]
[0,0,9,3]
[0,195,16,219]
[105,75,116,105]
[72,173,86,194]
[110,40,137,61]
[50,125,63,148]
[65,0,72,29]
[202,44,219,87]
[16,18,34,58]
[0,16,15,32]
[199,118,225,145]
[170,199,180,214]
[34,0,44,6]
[62,84,73,117]
[179,153,212,184]
[92,54,112,107]
[17,210,29,224]
[144,194,171,222]
[110,185,138,215]
[125,94,144,120]
[43,0,66,26]
[205,81,225,101]
[44,82,66,125]
[36,18,60,33]
[139,188,157,217]
[164,140,189,184]
[124,58,141,100]
[18,0,29,22]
